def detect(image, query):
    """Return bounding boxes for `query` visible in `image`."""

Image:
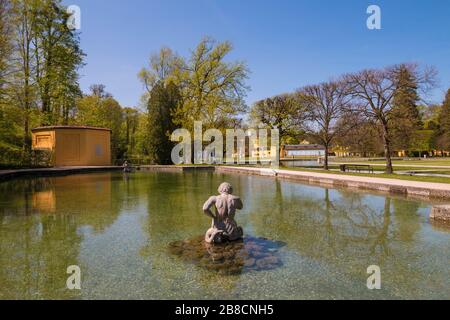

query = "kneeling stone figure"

[203,182,244,244]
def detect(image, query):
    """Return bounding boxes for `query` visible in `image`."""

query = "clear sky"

[63,0,450,108]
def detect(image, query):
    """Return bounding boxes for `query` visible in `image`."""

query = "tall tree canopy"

[0,0,84,165]
[250,94,305,144]
[139,38,250,132]
[75,85,126,161]
[390,64,422,152]
[0,0,12,99]
[177,38,249,129]
[436,89,450,151]
[146,81,181,164]
[32,0,84,125]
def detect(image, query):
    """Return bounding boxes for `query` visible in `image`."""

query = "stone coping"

[2,165,450,200]
[215,166,450,201]
[0,165,215,181]
[0,166,123,181]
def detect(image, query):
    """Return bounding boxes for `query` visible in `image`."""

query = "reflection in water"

[252,181,400,261]
[0,173,129,299]
[250,180,449,298]
[0,171,449,299]
[169,236,285,275]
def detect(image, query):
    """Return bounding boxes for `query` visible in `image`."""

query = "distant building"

[228,136,277,160]
[281,142,326,158]
[32,126,111,167]
[331,145,380,158]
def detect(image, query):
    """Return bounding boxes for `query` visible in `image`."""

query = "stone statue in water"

[203,182,244,244]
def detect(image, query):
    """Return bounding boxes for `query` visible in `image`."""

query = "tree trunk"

[382,123,394,174]
[324,144,329,170]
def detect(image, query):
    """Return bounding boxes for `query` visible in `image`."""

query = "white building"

[282,144,326,158]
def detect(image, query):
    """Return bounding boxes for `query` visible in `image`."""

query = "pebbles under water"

[168,236,286,275]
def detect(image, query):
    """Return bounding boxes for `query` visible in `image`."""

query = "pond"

[0,171,449,299]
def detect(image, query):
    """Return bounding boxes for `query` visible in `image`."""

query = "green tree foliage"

[146,81,180,164]
[0,0,23,166]
[33,0,84,125]
[0,0,12,99]
[334,116,384,157]
[138,47,181,96]
[422,104,441,130]
[0,0,84,166]
[409,130,433,154]
[123,107,140,157]
[250,94,305,144]
[75,85,126,161]
[137,38,250,165]
[175,38,249,130]
[390,64,422,152]
[139,38,250,132]
[436,89,450,150]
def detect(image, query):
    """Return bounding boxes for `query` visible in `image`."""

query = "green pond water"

[0,171,449,300]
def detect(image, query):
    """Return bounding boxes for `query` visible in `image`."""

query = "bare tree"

[297,80,353,170]
[344,64,436,173]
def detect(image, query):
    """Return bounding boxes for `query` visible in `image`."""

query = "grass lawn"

[281,167,450,184]
[175,163,450,183]
[286,164,450,173]
[331,158,450,167]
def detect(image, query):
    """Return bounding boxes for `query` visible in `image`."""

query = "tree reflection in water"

[250,179,434,293]
[0,173,127,299]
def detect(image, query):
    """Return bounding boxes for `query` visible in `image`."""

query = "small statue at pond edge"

[203,182,244,244]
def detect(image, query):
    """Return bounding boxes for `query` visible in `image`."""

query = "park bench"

[340,164,374,174]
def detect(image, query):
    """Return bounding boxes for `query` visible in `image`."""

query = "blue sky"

[64,0,450,108]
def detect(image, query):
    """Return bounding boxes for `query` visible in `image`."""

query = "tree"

[123,107,139,157]
[250,94,305,144]
[146,81,180,164]
[344,64,435,173]
[335,116,384,157]
[33,0,84,125]
[0,0,12,101]
[390,64,421,152]
[0,0,21,166]
[9,0,39,161]
[436,89,450,151]
[89,84,111,99]
[422,104,441,130]
[0,0,84,166]
[297,80,352,170]
[76,85,125,161]
[138,47,181,95]
[174,38,250,130]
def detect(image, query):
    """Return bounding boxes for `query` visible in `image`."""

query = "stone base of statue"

[205,222,243,244]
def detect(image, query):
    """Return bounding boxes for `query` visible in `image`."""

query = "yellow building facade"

[32,126,111,167]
